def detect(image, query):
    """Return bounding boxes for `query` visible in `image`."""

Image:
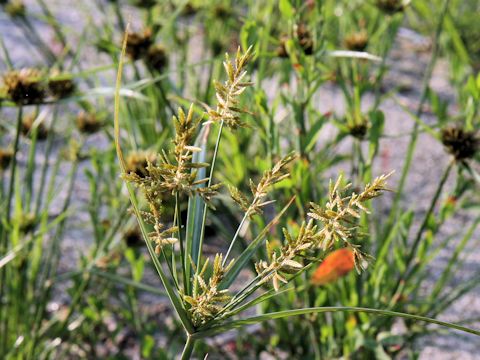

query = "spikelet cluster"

[375,0,410,14]
[132,192,178,253]
[308,173,393,251]
[207,46,254,129]
[228,152,296,218]
[124,104,220,202]
[256,220,320,291]
[2,68,45,105]
[183,254,234,327]
[441,126,479,161]
[256,173,392,291]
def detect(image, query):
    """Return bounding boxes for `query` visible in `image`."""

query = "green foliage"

[1,0,480,358]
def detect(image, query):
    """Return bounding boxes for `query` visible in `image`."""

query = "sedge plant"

[114,29,480,358]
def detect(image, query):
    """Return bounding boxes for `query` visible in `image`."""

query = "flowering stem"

[180,335,196,360]
[222,213,249,267]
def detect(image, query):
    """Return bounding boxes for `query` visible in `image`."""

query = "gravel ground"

[1,1,480,358]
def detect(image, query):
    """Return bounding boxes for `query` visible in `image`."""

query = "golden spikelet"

[256,173,392,291]
[228,152,296,218]
[183,254,234,326]
[207,46,254,129]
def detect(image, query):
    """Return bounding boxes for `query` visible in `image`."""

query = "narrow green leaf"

[185,125,209,295]
[193,307,480,339]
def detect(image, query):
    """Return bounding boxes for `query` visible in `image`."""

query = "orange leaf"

[311,248,355,286]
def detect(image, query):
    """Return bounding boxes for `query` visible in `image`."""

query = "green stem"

[6,106,23,223]
[0,107,23,345]
[404,160,454,278]
[222,213,248,267]
[389,160,454,302]
[180,335,196,360]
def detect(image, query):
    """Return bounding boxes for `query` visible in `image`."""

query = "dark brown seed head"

[348,122,369,140]
[441,126,479,161]
[5,0,26,18]
[76,111,103,134]
[48,73,75,99]
[375,0,408,14]
[124,227,143,247]
[131,0,156,8]
[276,34,290,58]
[22,113,49,140]
[18,213,37,233]
[125,29,153,60]
[344,30,369,52]
[212,4,231,18]
[276,24,314,58]
[181,2,197,16]
[145,44,168,72]
[0,148,14,171]
[2,68,46,105]
[296,23,314,55]
[125,151,157,178]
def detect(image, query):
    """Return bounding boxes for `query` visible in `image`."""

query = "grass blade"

[193,306,480,339]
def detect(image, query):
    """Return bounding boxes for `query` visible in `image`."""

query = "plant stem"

[391,159,454,299]
[404,159,454,277]
[6,106,23,224]
[181,335,196,360]
[223,192,263,267]
[223,213,248,267]
[0,107,23,346]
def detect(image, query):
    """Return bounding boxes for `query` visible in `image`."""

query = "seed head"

[125,29,153,60]
[275,34,290,58]
[123,227,144,247]
[2,68,46,105]
[5,0,26,18]
[257,173,392,291]
[125,105,220,208]
[441,126,479,161]
[344,30,369,52]
[22,113,49,140]
[296,23,314,55]
[181,2,198,16]
[145,44,168,72]
[130,0,156,8]
[375,0,410,14]
[347,120,369,140]
[0,148,14,171]
[229,152,296,218]
[76,111,103,134]
[183,254,234,327]
[125,151,158,178]
[276,23,314,58]
[207,46,254,129]
[48,72,75,99]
